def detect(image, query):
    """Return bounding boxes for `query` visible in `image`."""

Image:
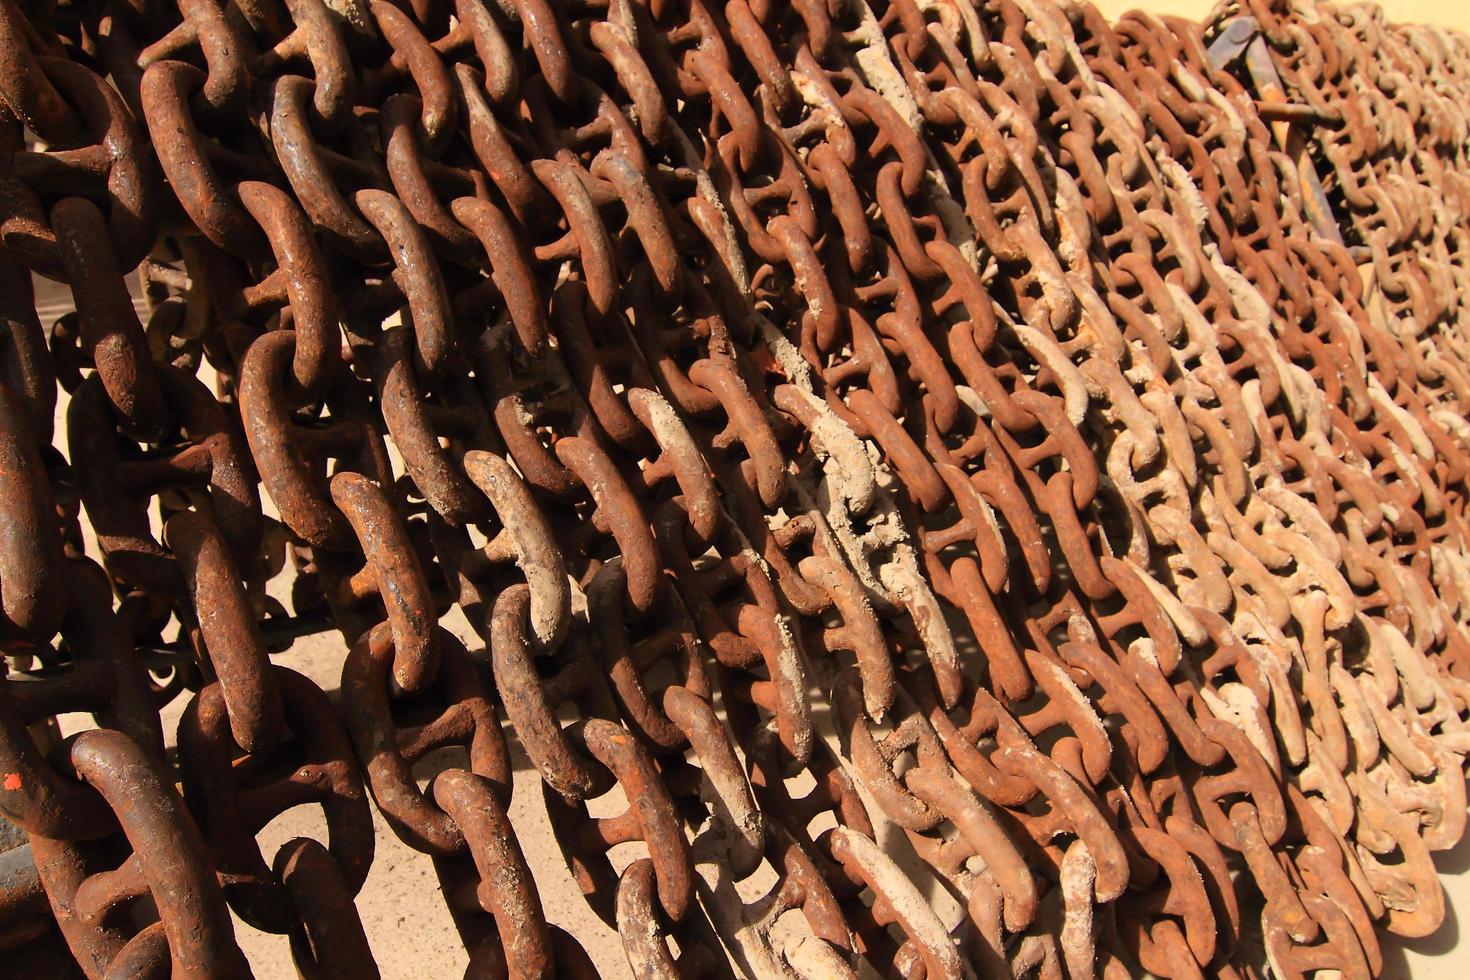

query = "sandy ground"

[17,1,1470,977]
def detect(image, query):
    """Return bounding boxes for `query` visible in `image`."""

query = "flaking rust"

[0,0,1468,976]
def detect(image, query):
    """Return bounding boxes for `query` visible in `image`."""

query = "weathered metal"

[0,0,1467,975]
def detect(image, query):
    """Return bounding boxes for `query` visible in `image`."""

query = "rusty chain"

[0,0,1467,975]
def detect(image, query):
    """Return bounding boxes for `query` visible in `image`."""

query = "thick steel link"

[0,0,1468,975]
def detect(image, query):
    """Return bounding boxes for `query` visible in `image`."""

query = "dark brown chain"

[0,0,1467,975]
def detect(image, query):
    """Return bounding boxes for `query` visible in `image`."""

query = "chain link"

[0,0,1467,975]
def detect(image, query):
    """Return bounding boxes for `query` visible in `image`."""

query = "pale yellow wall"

[1090,0,1470,33]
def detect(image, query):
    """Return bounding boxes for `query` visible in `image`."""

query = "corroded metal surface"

[0,0,1468,975]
